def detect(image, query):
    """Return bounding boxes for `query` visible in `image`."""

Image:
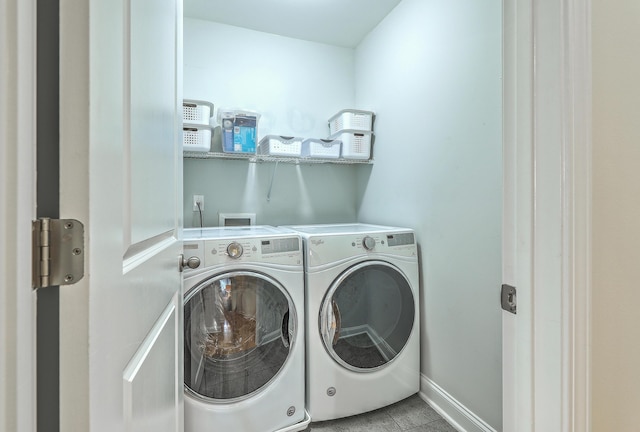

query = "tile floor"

[301,394,457,432]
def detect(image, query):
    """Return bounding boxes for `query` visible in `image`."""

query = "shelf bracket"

[266,160,279,202]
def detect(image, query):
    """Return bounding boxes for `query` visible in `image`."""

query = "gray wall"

[183,158,361,227]
[354,0,503,429]
[183,19,361,227]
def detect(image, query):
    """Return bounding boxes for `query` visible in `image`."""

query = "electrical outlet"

[193,195,204,212]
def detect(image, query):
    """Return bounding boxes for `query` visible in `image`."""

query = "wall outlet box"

[218,213,256,227]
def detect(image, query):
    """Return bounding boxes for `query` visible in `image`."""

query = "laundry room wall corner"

[354,0,503,430]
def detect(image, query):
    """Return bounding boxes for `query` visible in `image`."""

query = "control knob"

[362,236,376,251]
[227,242,243,259]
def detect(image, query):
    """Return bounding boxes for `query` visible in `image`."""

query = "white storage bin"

[329,130,373,160]
[328,109,374,135]
[301,138,342,159]
[182,99,214,126]
[182,124,212,152]
[258,135,303,157]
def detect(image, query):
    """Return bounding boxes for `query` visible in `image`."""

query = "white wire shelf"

[183,151,373,165]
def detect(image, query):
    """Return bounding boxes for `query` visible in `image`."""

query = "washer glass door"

[184,271,295,401]
[320,261,415,371]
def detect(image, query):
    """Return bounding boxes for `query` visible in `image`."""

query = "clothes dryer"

[182,226,309,432]
[285,223,420,421]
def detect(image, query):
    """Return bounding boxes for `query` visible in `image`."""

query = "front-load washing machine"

[182,226,309,432]
[285,223,420,421]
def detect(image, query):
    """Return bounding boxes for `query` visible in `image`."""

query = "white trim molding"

[560,0,592,430]
[502,0,534,429]
[420,375,497,432]
[0,0,37,431]
[502,0,592,430]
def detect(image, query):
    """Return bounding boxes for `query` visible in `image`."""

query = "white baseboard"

[419,374,497,432]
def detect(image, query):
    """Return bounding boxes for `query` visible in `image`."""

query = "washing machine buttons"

[362,236,376,250]
[226,242,243,258]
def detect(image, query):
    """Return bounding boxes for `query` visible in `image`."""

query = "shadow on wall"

[183,158,363,228]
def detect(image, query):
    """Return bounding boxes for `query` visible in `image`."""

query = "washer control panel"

[203,236,302,267]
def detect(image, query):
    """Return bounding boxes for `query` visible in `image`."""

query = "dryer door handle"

[281,310,290,348]
[331,300,341,346]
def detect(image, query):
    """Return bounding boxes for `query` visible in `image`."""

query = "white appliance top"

[284,223,411,236]
[184,225,285,241]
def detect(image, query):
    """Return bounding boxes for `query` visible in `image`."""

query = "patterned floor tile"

[383,394,443,430]
[300,394,457,432]
[336,409,401,432]
[405,419,458,432]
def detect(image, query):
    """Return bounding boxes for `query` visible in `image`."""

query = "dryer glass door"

[320,261,415,372]
[184,271,295,401]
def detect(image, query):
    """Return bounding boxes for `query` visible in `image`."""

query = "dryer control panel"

[386,232,415,247]
[306,231,417,268]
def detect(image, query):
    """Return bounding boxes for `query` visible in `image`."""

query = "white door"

[1,0,37,430]
[57,0,184,431]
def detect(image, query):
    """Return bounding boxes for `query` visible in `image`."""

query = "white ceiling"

[183,0,402,48]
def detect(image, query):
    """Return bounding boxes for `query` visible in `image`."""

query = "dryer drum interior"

[320,261,415,372]
[184,271,296,401]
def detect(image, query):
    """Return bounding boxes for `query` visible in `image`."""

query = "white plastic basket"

[328,109,374,135]
[182,99,214,126]
[182,124,212,152]
[258,135,303,157]
[328,130,373,160]
[301,138,342,159]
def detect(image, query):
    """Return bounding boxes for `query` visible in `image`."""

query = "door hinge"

[32,218,85,289]
[501,284,517,314]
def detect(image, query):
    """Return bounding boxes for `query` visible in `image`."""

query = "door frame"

[3,0,593,430]
[503,0,591,430]
[0,0,37,430]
